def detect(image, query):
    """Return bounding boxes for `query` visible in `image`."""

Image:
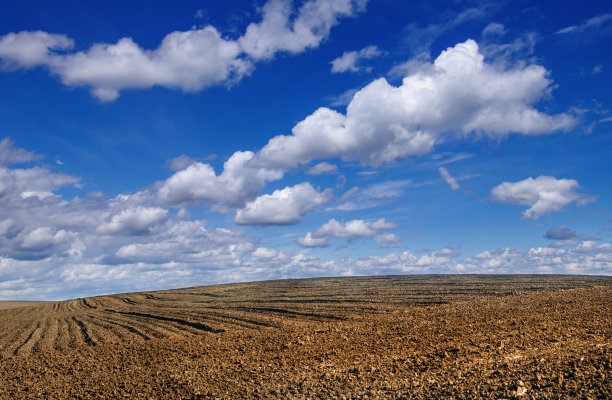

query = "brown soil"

[0,275,610,399]
[0,301,48,310]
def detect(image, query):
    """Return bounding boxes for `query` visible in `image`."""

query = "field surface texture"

[0,275,610,399]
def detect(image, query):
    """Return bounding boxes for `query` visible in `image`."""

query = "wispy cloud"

[330,45,382,73]
[556,13,612,35]
[438,167,459,191]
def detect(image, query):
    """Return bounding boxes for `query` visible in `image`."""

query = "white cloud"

[0,31,73,69]
[491,176,595,219]
[556,13,612,35]
[330,45,382,73]
[251,247,289,265]
[167,155,198,171]
[155,152,283,211]
[98,207,168,236]
[254,40,575,169]
[296,232,331,247]
[482,22,506,36]
[375,232,402,248]
[330,179,412,211]
[0,137,43,165]
[239,0,365,60]
[481,32,538,63]
[463,241,612,275]
[400,5,490,58]
[307,161,338,175]
[297,217,398,247]
[328,87,360,107]
[235,182,332,225]
[0,0,365,101]
[20,227,73,251]
[438,167,459,190]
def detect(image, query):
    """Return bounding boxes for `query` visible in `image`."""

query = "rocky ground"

[0,275,610,399]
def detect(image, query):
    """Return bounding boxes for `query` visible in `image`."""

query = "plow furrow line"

[86,314,151,341]
[13,321,41,356]
[104,309,224,333]
[71,316,96,346]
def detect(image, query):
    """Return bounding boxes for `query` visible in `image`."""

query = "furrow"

[13,321,42,356]
[234,306,346,321]
[81,298,96,309]
[121,313,201,337]
[65,316,82,348]
[34,317,60,353]
[86,314,151,341]
[81,314,132,344]
[96,313,169,339]
[71,316,96,346]
[104,309,224,333]
[191,310,278,329]
[53,317,71,350]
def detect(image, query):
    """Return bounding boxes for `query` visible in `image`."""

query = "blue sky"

[0,0,611,300]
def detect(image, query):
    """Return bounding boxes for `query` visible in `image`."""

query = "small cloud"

[194,9,205,19]
[438,167,459,190]
[329,179,413,211]
[545,225,578,240]
[337,186,359,205]
[356,170,378,176]
[0,137,43,165]
[307,161,338,175]
[297,217,398,248]
[491,176,596,219]
[167,155,198,171]
[555,13,612,35]
[167,154,215,171]
[599,116,612,124]
[375,232,403,248]
[330,45,382,73]
[328,88,359,108]
[235,182,332,226]
[592,64,603,74]
[482,22,506,36]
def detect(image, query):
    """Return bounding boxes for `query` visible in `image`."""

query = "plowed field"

[0,275,610,399]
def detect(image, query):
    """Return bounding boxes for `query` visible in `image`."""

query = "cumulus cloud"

[330,45,382,73]
[545,225,578,240]
[461,241,612,275]
[491,176,595,219]
[235,182,332,225]
[156,151,283,211]
[239,0,365,60]
[0,0,364,100]
[98,207,168,236]
[254,40,575,169]
[375,232,403,248]
[0,31,73,69]
[438,167,459,190]
[297,217,398,247]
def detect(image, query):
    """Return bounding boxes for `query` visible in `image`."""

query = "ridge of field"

[0,274,610,399]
